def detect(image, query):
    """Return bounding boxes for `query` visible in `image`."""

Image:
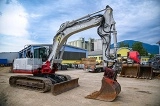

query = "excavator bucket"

[137,66,153,79]
[51,78,79,95]
[120,64,140,78]
[85,77,121,102]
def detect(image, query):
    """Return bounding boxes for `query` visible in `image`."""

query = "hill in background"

[111,40,159,54]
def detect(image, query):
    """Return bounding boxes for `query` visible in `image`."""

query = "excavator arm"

[43,5,118,74]
[47,5,121,101]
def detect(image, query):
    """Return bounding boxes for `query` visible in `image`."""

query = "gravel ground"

[0,67,160,106]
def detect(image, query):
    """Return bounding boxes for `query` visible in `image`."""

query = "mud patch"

[0,81,6,83]
[0,74,5,76]
[126,87,139,90]
[137,91,152,94]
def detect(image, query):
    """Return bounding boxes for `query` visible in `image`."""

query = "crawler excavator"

[9,5,121,101]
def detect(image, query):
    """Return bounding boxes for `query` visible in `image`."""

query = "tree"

[119,42,129,47]
[148,54,155,58]
[131,42,148,56]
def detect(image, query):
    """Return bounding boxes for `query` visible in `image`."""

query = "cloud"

[26,0,160,46]
[39,0,107,42]
[0,0,29,37]
[0,0,39,52]
[23,0,89,43]
[0,35,40,52]
[29,13,42,19]
[0,0,159,52]
[98,0,160,44]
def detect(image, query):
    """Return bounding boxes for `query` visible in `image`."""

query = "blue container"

[0,59,8,64]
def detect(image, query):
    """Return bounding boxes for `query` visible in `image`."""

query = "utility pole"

[156,41,160,54]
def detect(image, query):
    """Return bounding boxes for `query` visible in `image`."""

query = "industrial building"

[67,37,95,51]
[87,47,143,63]
[94,39,103,51]
[88,50,103,63]
[18,44,88,64]
[88,49,115,63]
[0,44,87,66]
[117,47,131,59]
[67,37,111,51]
[0,52,19,66]
[140,56,150,64]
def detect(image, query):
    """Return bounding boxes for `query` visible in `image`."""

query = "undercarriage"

[9,74,79,94]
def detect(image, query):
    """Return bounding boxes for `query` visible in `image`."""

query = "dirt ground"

[0,67,160,106]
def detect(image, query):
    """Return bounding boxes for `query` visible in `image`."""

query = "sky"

[0,0,160,52]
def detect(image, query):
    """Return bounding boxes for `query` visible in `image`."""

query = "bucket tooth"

[51,78,79,95]
[85,77,121,102]
[120,64,139,78]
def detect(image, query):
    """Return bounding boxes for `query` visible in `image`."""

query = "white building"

[94,39,102,51]
[67,37,94,51]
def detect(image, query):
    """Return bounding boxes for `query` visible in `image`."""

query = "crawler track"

[9,74,79,94]
[9,75,52,92]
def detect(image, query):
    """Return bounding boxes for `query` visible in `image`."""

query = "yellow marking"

[57,36,61,42]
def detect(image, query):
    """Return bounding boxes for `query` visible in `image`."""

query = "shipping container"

[0,52,19,63]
